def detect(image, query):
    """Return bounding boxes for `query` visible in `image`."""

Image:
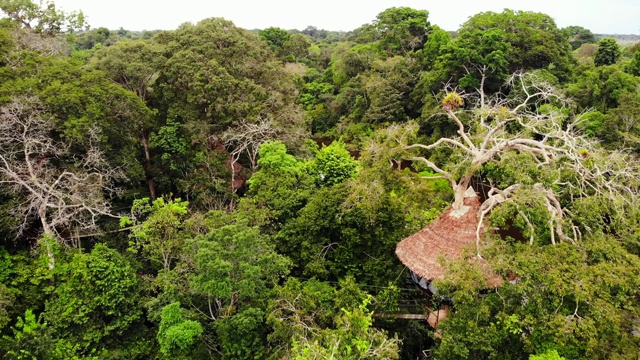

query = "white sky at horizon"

[50,0,639,34]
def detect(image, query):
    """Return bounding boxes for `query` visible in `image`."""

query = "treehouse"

[396,187,503,293]
[387,75,636,335]
[392,187,503,333]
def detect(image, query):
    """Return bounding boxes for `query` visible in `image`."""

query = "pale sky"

[52,0,639,34]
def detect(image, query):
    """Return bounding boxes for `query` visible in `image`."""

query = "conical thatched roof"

[396,188,503,288]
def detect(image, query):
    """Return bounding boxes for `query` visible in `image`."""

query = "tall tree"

[363,56,419,124]
[258,26,290,59]
[268,277,400,359]
[283,33,312,63]
[0,97,124,268]
[398,72,638,249]
[459,10,574,80]
[374,7,430,55]
[594,38,621,66]
[562,25,595,50]
[124,197,189,271]
[439,28,512,94]
[183,222,291,357]
[44,244,143,354]
[89,40,167,198]
[0,0,85,36]
[432,238,640,359]
[627,48,640,76]
[151,18,306,208]
[568,63,638,111]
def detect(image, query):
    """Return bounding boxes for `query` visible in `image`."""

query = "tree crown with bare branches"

[396,72,639,249]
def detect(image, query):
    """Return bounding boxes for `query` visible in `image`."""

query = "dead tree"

[222,117,279,171]
[220,117,284,194]
[0,97,123,269]
[402,72,639,253]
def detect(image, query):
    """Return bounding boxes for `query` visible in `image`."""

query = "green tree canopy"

[568,63,638,110]
[375,7,430,55]
[627,48,640,76]
[155,18,303,132]
[44,244,142,351]
[312,141,358,186]
[187,222,291,316]
[594,37,621,66]
[459,10,574,80]
[258,26,290,57]
[157,302,203,359]
[562,25,595,50]
[124,197,190,271]
[268,277,400,359]
[433,238,640,359]
[0,0,86,36]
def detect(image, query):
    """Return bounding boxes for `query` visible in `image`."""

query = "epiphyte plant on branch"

[398,71,639,254]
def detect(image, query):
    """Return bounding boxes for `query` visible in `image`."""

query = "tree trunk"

[453,174,473,209]
[38,206,55,270]
[140,132,156,200]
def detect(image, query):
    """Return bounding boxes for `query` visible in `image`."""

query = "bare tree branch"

[405,72,639,247]
[0,96,124,268]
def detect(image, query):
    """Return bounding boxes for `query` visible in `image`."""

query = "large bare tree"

[221,116,307,193]
[0,96,123,268]
[398,72,639,253]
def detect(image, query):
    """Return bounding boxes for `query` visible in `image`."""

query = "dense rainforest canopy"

[0,1,639,359]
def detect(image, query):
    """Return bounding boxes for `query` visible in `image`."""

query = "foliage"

[157,302,203,359]
[154,17,303,132]
[0,95,130,271]
[0,46,152,186]
[433,238,640,359]
[258,27,290,58]
[594,38,621,66]
[530,349,566,360]
[147,17,307,208]
[568,63,638,110]
[89,39,167,101]
[626,48,640,76]
[607,90,640,151]
[562,26,595,50]
[290,297,400,359]
[267,278,338,349]
[458,10,574,81]
[375,7,430,55]
[2,309,56,360]
[283,33,312,63]
[43,244,143,353]
[363,55,420,124]
[440,28,512,93]
[0,247,14,329]
[311,141,358,186]
[214,307,267,359]
[330,42,381,88]
[245,140,316,228]
[0,0,86,36]
[268,277,400,359]
[187,222,291,311]
[420,25,450,70]
[124,197,189,271]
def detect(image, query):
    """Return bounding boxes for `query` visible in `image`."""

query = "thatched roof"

[396,188,503,288]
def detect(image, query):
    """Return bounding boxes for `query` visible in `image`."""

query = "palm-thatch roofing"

[396,188,503,288]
